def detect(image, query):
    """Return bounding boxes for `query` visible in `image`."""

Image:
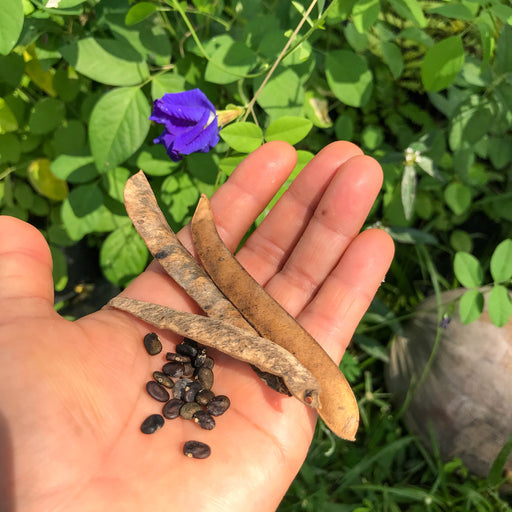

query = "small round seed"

[166,352,191,363]
[140,414,165,434]
[183,380,202,403]
[153,371,174,389]
[193,349,207,368]
[183,440,211,459]
[206,395,230,416]
[193,410,215,430]
[180,402,202,420]
[182,362,195,378]
[143,332,162,355]
[197,367,214,390]
[146,381,170,402]
[176,340,198,358]
[202,356,214,370]
[173,377,193,400]
[195,389,215,406]
[162,398,184,419]
[162,361,185,378]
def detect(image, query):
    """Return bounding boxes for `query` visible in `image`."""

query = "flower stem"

[242,0,319,122]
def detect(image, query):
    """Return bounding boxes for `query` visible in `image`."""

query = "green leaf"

[421,36,465,92]
[427,3,474,20]
[361,125,384,150]
[0,97,18,133]
[334,115,354,141]
[220,122,263,153]
[219,155,246,177]
[253,67,304,120]
[205,37,256,84]
[160,171,199,224]
[136,144,178,176]
[49,245,68,292]
[325,50,373,107]
[53,120,87,156]
[265,116,312,145]
[0,53,24,88]
[454,252,483,288]
[389,0,427,27]
[401,164,416,220]
[89,87,150,173]
[0,133,21,164]
[488,432,512,487]
[491,4,512,25]
[28,98,65,135]
[101,167,131,203]
[490,239,512,283]
[488,285,512,327]
[444,182,471,215]
[100,225,148,287]
[59,37,149,86]
[381,41,404,79]
[0,0,24,55]
[151,72,186,101]
[458,289,484,324]
[352,0,381,33]
[28,158,69,201]
[450,230,473,253]
[477,18,494,68]
[125,2,158,25]
[496,24,512,75]
[51,154,98,183]
[488,136,512,170]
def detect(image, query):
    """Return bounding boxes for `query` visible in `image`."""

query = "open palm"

[0,141,394,512]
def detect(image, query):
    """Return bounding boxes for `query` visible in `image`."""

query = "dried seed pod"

[183,381,202,403]
[190,195,359,441]
[180,402,203,420]
[193,410,215,430]
[183,440,211,459]
[195,389,215,406]
[143,332,162,355]
[196,367,214,390]
[166,352,191,363]
[162,398,184,419]
[173,378,193,400]
[110,297,321,408]
[153,371,174,389]
[140,414,165,434]
[146,381,170,402]
[206,395,231,417]
[162,361,185,378]
[121,171,289,396]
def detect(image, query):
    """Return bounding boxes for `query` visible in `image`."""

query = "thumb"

[0,216,55,323]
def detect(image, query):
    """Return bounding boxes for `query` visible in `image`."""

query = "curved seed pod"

[123,171,289,395]
[110,297,320,408]
[191,194,359,441]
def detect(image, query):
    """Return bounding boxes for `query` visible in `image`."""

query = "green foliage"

[1,0,512,508]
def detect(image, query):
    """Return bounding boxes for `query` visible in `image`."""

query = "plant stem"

[242,0,319,122]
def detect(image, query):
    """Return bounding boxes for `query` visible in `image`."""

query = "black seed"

[143,332,162,355]
[193,349,207,368]
[183,362,195,378]
[153,371,174,389]
[183,440,211,459]
[207,395,231,416]
[162,361,185,378]
[180,402,202,420]
[162,398,184,419]
[197,367,214,390]
[173,377,193,400]
[195,389,215,406]
[176,342,197,359]
[193,410,216,430]
[183,380,202,403]
[166,352,191,363]
[141,414,165,434]
[202,356,214,369]
[146,381,170,402]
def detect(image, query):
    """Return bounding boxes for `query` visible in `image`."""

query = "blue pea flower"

[150,89,219,162]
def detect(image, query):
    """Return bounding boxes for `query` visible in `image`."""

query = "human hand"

[0,141,394,512]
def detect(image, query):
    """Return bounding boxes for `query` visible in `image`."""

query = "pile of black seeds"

[140,333,230,459]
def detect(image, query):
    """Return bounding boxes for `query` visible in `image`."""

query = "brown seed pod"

[122,171,289,395]
[190,194,359,441]
[110,297,320,408]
